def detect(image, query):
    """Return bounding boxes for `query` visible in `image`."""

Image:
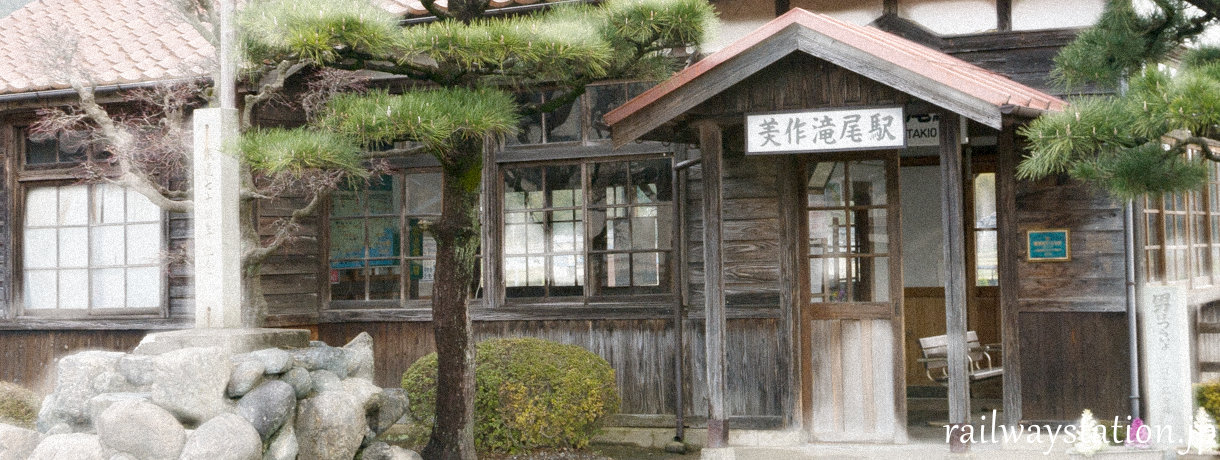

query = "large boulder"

[0,423,40,460]
[86,393,149,428]
[342,333,375,381]
[95,399,185,460]
[291,345,346,377]
[179,413,261,460]
[28,433,106,460]
[360,442,423,460]
[115,355,155,387]
[309,370,341,393]
[39,351,125,430]
[149,347,231,425]
[282,367,313,399]
[263,414,298,460]
[238,348,293,375]
[295,391,366,460]
[235,380,295,441]
[226,360,266,398]
[371,388,408,435]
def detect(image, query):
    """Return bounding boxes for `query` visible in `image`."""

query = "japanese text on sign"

[745,106,905,154]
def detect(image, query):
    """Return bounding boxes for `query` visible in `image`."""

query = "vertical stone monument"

[1140,285,1193,447]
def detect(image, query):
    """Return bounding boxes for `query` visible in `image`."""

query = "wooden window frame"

[499,155,676,305]
[1142,152,1220,288]
[13,126,169,318]
[325,168,451,310]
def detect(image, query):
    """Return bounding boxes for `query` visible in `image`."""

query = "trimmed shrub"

[401,337,620,453]
[1197,381,1220,442]
[0,381,39,429]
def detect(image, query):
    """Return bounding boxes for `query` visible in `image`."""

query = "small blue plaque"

[1027,229,1070,262]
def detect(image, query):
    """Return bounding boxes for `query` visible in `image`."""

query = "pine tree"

[239,0,715,458]
[1019,0,1220,197]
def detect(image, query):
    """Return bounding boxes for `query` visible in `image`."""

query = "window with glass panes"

[1142,151,1220,286]
[502,158,672,299]
[24,129,88,166]
[329,172,443,302]
[806,160,890,302]
[21,183,164,312]
[973,172,999,286]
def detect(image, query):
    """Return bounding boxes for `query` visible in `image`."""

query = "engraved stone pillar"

[1140,285,1192,447]
[192,107,242,328]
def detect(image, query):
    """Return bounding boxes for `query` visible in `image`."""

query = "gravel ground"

[484,445,700,460]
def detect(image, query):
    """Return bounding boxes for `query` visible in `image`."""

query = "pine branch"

[242,189,327,266]
[70,81,194,213]
[242,60,310,130]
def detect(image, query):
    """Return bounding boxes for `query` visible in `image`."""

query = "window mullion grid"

[582,162,592,297]
[399,177,408,306]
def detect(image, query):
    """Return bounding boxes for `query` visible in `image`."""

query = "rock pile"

[0,332,419,460]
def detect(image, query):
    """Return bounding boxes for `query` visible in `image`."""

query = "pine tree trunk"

[240,197,268,327]
[422,141,482,460]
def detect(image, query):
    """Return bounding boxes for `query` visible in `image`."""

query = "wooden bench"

[918,331,1003,385]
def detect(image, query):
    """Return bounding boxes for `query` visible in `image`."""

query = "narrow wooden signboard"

[745,106,905,154]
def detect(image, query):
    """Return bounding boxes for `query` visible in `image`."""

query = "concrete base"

[594,427,803,449]
[133,328,311,355]
[701,447,736,460]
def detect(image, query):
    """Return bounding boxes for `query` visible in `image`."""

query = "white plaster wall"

[1012,0,1104,30]
[706,0,881,51]
[899,0,996,35]
[704,0,772,52]
[789,0,884,25]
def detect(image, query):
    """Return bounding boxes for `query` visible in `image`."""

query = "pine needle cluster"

[235,0,715,166]
[1023,0,1220,199]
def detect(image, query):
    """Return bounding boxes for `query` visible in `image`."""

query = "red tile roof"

[0,0,214,96]
[605,9,1067,144]
[0,0,573,97]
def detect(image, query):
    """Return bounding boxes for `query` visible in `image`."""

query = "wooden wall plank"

[0,330,146,393]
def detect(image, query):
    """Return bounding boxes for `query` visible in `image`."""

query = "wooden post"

[939,112,971,452]
[997,0,1012,31]
[481,137,502,308]
[995,121,1023,425]
[777,155,802,429]
[697,120,730,449]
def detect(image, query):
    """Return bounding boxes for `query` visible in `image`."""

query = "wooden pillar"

[939,112,971,452]
[697,120,730,448]
[777,155,802,429]
[481,138,502,308]
[997,0,1012,31]
[995,122,1023,425]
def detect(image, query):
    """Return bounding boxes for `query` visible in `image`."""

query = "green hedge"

[1197,381,1220,443]
[401,337,620,453]
[0,381,39,429]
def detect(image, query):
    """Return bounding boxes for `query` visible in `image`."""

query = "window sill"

[0,316,190,331]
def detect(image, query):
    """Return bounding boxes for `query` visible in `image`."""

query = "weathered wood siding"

[805,318,897,441]
[1011,174,1130,421]
[685,156,783,308]
[0,330,146,392]
[258,195,323,323]
[318,318,786,422]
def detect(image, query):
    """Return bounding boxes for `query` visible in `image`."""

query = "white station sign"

[745,106,904,154]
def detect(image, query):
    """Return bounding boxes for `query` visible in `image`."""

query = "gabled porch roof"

[604,8,1067,147]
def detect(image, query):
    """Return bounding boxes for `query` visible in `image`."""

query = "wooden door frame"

[795,150,906,442]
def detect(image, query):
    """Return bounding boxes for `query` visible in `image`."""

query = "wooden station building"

[0,0,1211,448]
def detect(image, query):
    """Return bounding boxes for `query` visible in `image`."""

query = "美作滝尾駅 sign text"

[746,106,904,154]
